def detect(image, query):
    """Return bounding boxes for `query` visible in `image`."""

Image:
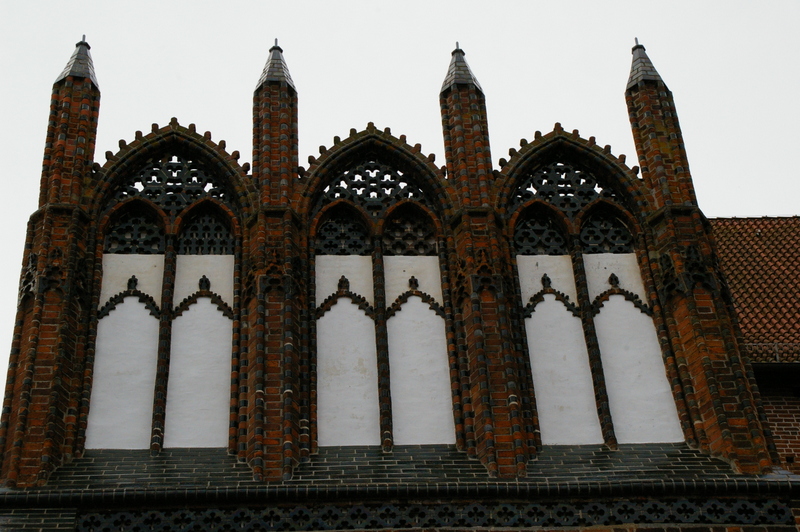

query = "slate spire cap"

[55,35,99,88]
[256,38,295,91]
[441,42,482,94]
[626,38,664,90]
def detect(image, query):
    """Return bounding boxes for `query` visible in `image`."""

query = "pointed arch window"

[313,159,454,449]
[87,152,238,452]
[510,159,682,446]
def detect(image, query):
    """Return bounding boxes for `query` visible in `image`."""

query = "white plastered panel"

[99,254,164,307]
[594,296,684,443]
[583,253,647,301]
[174,255,235,305]
[86,297,159,449]
[516,255,578,303]
[315,255,374,306]
[525,295,604,445]
[317,299,381,446]
[387,297,455,444]
[164,300,232,448]
[384,256,443,304]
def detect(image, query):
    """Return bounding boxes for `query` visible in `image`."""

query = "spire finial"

[55,35,98,86]
[257,39,295,91]
[626,39,662,90]
[442,42,482,93]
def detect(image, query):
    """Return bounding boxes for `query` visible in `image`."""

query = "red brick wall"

[761,396,800,474]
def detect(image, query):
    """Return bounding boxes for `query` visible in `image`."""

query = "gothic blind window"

[88,205,165,449]
[314,162,454,448]
[514,208,602,445]
[511,160,682,446]
[87,152,237,451]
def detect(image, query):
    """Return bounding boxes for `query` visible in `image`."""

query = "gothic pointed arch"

[511,203,570,257]
[381,202,438,257]
[313,203,373,256]
[298,124,455,221]
[306,126,459,450]
[577,202,636,255]
[500,126,684,448]
[176,201,236,256]
[102,199,166,255]
[496,126,648,219]
[85,120,246,453]
[89,120,256,219]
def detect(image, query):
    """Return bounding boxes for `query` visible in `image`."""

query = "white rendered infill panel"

[315,256,374,306]
[594,296,684,442]
[164,299,233,448]
[584,253,683,443]
[174,255,235,304]
[525,295,604,444]
[583,253,647,302]
[384,256,443,303]
[316,299,381,446]
[99,254,164,307]
[387,296,455,445]
[516,255,579,304]
[86,297,159,449]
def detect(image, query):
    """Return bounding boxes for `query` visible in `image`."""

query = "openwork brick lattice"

[75,498,793,531]
[104,211,165,254]
[178,212,234,255]
[112,154,233,215]
[514,212,568,255]
[382,210,437,256]
[511,161,618,217]
[318,160,427,217]
[315,211,372,256]
[579,214,634,254]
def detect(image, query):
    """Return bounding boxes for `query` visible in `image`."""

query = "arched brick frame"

[498,127,692,448]
[77,121,252,454]
[300,126,463,453]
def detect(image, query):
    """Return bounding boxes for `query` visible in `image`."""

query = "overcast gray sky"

[1,1,798,380]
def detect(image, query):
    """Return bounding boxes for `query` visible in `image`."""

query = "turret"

[253,39,298,206]
[625,39,696,209]
[40,36,100,206]
[439,43,492,208]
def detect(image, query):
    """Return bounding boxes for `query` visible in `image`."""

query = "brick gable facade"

[0,39,797,532]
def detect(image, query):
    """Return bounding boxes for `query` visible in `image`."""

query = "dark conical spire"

[55,35,98,87]
[626,38,663,90]
[256,39,295,91]
[441,42,482,94]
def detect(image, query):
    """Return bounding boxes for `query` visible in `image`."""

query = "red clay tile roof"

[710,217,800,363]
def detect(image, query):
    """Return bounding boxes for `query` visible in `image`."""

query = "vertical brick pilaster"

[0,39,100,487]
[249,42,301,480]
[628,43,771,472]
[440,45,529,477]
